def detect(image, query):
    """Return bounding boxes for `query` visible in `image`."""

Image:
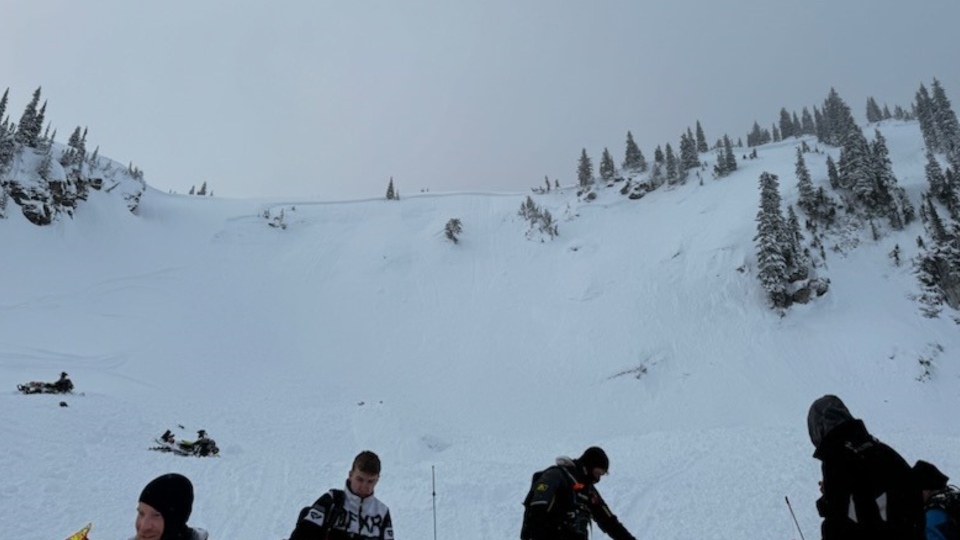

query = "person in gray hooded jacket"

[807,395,924,540]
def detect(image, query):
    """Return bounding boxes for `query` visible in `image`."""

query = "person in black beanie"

[520,446,636,540]
[912,460,960,540]
[133,473,209,540]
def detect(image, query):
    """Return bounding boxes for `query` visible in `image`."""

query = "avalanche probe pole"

[432,465,438,540]
[785,496,806,540]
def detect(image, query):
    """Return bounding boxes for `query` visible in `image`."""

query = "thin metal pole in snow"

[785,496,806,540]
[432,465,438,540]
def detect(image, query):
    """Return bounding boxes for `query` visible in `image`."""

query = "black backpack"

[520,468,551,538]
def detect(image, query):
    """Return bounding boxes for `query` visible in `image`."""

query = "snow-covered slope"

[1,121,958,540]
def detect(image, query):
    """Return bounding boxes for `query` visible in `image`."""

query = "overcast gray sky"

[3,1,958,200]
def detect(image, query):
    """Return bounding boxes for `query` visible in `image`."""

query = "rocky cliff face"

[1,145,145,225]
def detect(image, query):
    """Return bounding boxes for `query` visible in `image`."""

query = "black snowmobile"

[150,429,219,457]
[17,372,74,394]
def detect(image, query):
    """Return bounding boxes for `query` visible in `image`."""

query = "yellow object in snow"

[65,523,91,540]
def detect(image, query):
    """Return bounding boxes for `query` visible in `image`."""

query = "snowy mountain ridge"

[1,94,960,540]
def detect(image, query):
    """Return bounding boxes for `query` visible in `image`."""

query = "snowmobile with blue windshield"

[17,372,74,394]
[150,429,219,457]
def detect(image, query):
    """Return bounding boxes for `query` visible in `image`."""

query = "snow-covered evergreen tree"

[826,154,840,190]
[916,83,941,152]
[820,88,858,147]
[0,88,8,129]
[866,97,883,123]
[795,148,816,214]
[930,78,960,157]
[838,129,872,194]
[755,172,789,308]
[599,147,616,182]
[665,143,679,185]
[680,130,698,171]
[801,107,816,136]
[577,149,594,188]
[15,87,42,147]
[779,108,794,140]
[714,135,737,178]
[869,129,904,229]
[622,131,647,173]
[695,121,708,153]
[925,150,957,215]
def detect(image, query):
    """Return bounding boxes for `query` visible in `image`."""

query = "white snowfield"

[1,121,958,540]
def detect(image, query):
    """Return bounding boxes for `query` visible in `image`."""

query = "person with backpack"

[912,460,960,540]
[520,446,636,540]
[288,450,394,540]
[807,395,924,540]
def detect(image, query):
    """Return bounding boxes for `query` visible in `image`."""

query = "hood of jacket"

[807,394,855,449]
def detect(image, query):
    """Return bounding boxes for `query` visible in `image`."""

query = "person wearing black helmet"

[807,395,924,540]
[521,446,636,540]
[52,372,73,393]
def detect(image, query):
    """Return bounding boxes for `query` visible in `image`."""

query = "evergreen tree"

[838,129,873,196]
[680,130,698,171]
[916,83,941,152]
[650,162,664,188]
[801,107,816,136]
[444,218,463,244]
[0,89,13,173]
[653,145,664,165]
[755,171,789,308]
[931,78,960,157]
[882,104,892,120]
[869,129,903,228]
[15,86,42,147]
[665,143,679,185]
[599,147,616,181]
[0,88,8,129]
[814,106,826,142]
[866,97,883,123]
[713,136,737,178]
[695,120,708,153]
[786,206,809,271]
[820,88,859,146]
[385,177,397,200]
[779,108,794,139]
[772,124,781,143]
[36,143,53,181]
[925,150,958,214]
[723,135,737,175]
[792,111,802,137]
[796,147,816,214]
[748,121,764,147]
[826,154,840,190]
[197,182,208,196]
[577,149,594,188]
[622,131,647,173]
[32,101,47,147]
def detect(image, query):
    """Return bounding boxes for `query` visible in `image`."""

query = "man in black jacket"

[807,395,924,540]
[521,446,636,540]
[289,450,394,540]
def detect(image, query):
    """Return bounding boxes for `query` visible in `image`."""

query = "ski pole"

[432,465,438,540]
[785,496,806,540]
